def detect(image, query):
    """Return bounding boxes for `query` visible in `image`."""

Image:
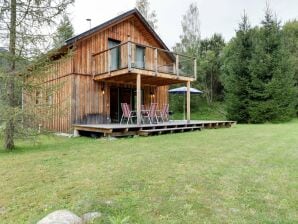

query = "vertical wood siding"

[25,15,170,133]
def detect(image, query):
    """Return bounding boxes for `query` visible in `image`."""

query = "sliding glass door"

[109,87,144,123]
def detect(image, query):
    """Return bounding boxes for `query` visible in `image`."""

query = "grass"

[0,120,298,223]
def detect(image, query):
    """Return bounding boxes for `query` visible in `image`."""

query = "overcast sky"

[70,0,297,48]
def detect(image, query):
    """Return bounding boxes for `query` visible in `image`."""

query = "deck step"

[138,126,202,136]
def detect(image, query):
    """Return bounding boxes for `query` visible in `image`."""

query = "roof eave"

[65,8,170,51]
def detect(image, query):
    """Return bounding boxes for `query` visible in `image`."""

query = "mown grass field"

[0,120,297,223]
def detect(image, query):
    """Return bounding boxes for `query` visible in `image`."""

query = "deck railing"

[91,41,197,79]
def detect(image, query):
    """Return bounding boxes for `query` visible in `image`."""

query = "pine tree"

[222,13,253,122]
[283,20,298,116]
[248,8,296,123]
[0,0,74,150]
[53,14,74,49]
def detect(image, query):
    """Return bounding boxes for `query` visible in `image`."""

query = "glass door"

[135,45,145,69]
[109,87,133,123]
[108,39,121,71]
[109,87,119,123]
[109,87,144,123]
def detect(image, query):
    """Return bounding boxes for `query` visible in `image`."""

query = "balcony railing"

[91,41,197,79]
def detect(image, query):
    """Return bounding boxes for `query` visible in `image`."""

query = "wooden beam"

[131,69,194,82]
[176,55,179,76]
[128,39,132,72]
[136,73,141,125]
[73,126,113,133]
[186,81,191,123]
[154,48,158,74]
[93,68,130,80]
[93,68,195,88]
[93,68,195,83]
[108,49,111,74]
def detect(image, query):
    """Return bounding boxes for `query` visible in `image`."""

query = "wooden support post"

[154,48,158,74]
[108,49,111,74]
[176,54,179,76]
[128,40,132,71]
[186,81,191,123]
[136,74,141,125]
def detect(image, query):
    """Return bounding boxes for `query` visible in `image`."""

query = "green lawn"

[0,120,297,223]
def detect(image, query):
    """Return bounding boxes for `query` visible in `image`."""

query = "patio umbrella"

[168,86,203,120]
[168,86,203,94]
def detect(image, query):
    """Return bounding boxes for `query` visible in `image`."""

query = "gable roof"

[65,8,169,51]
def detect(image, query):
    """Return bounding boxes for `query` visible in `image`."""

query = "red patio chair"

[141,104,147,111]
[157,104,169,122]
[142,103,158,124]
[141,105,149,116]
[120,103,136,124]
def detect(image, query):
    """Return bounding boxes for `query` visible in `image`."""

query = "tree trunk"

[4,0,17,150]
[204,76,211,105]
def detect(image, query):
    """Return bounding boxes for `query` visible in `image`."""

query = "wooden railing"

[91,41,197,79]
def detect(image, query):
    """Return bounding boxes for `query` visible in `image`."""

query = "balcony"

[91,41,196,86]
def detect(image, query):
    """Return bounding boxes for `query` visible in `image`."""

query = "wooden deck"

[73,120,236,137]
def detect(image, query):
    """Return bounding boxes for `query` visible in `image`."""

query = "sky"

[69,0,298,48]
[0,1,297,50]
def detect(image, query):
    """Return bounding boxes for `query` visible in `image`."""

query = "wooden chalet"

[24,9,235,136]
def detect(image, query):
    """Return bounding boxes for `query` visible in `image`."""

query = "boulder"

[81,212,101,223]
[37,210,82,224]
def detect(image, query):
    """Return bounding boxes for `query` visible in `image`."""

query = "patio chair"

[157,104,169,122]
[141,105,149,116]
[120,103,136,124]
[142,103,158,124]
[141,104,147,111]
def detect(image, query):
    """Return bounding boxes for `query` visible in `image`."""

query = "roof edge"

[65,8,170,51]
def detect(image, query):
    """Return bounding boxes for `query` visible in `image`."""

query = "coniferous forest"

[173,5,298,123]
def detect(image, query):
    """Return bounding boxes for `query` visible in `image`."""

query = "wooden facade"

[24,9,195,133]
